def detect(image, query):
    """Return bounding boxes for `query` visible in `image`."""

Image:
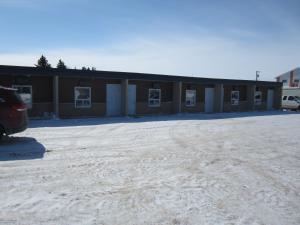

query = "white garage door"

[106,84,121,116]
[128,85,136,115]
[205,88,214,113]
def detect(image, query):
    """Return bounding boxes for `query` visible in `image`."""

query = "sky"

[0,0,299,81]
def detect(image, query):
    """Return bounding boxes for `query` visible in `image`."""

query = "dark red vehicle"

[0,86,28,139]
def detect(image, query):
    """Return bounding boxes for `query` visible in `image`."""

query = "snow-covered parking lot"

[0,112,300,225]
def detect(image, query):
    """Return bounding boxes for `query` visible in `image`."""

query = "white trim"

[74,86,91,108]
[148,88,161,107]
[185,89,196,107]
[231,90,239,105]
[12,85,33,109]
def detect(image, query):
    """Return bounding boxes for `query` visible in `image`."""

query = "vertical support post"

[121,79,128,116]
[173,81,182,114]
[274,86,282,110]
[214,84,223,113]
[53,75,59,118]
[247,84,256,111]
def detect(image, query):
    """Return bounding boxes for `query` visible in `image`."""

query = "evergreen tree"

[82,66,87,70]
[35,55,51,68]
[57,59,67,69]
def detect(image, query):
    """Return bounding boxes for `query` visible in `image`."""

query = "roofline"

[275,67,300,78]
[0,65,281,86]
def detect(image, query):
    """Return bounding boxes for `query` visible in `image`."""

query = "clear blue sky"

[0,0,299,80]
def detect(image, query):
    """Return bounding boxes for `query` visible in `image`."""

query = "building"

[276,67,300,88]
[0,65,282,118]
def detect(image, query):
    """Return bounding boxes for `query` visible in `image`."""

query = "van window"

[283,96,287,100]
[288,96,295,101]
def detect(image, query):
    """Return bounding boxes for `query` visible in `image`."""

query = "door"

[287,96,298,109]
[128,85,136,115]
[205,88,214,113]
[106,84,121,116]
[267,89,274,110]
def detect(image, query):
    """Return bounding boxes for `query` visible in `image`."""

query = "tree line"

[35,55,96,71]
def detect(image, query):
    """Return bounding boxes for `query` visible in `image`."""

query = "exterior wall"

[273,86,282,110]
[0,72,283,118]
[136,102,173,115]
[254,86,268,110]
[59,103,105,118]
[129,80,174,115]
[214,84,224,113]
[277,68,300,88]
[181,83,205,113]
[182,102,205,113]
[223,85,248,112]
[223,101,248,112]
[0,75,53,117]
[58,77,120,118]
[173,82,182,113]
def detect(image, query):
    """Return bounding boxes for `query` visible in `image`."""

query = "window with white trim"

[231,91,239,105]
[74,87,91,108]
[12,85,32,108]
[148,89,161,107]
[255,91,262,105]
[186,90,196,107]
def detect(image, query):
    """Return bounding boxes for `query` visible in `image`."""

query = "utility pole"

[256,71,260,81]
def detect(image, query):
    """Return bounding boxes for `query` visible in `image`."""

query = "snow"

[0,111,300,225]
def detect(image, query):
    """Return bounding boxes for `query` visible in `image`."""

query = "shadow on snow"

[0,136,45,161]
[29,110,300,129]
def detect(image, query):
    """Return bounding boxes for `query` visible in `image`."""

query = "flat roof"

[0,65,281,86]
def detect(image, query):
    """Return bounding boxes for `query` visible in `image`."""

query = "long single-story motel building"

[0,65,282,118]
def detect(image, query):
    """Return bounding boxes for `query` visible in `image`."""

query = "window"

[74,87,91,108]
[12,85,32,108]
[231,91,239,105]
[288,96,295,101]
[148,89,161,107]
[282,80,287,83]
[255,91,262,105]
[294,79,299,87]
[283,96,287,100]
[186,90,196,107]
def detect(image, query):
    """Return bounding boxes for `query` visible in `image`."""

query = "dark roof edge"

[0,65,281,86]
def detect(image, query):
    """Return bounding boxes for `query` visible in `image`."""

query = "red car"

[0,86,28,139]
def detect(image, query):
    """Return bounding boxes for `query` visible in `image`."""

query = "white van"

[282,95,300,110]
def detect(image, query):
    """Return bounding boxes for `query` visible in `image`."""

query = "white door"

[128,85,136,115]
[267,89,274,110]
[106,84,121,116]
[205,88,214,113]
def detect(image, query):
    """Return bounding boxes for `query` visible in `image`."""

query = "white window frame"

[148,89,161,107]
[185,89,196,107]
[74,86,91,108]
[12,85,33,109]
[255,91,262,105]
[231,91,239,105]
